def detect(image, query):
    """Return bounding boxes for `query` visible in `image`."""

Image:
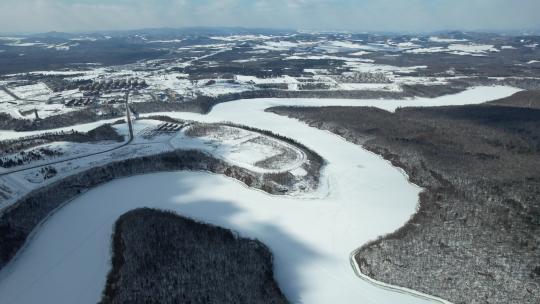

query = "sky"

[1,0,539,34]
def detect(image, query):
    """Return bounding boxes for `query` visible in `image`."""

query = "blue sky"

[1,0,539,33]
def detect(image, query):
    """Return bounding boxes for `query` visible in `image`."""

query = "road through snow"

[0,86,520,304]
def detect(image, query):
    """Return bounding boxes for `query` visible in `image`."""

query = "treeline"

[487,90,540,109]
[100,208,288,304]
[269,91,540,304]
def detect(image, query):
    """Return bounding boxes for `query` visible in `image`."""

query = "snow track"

[0,86,520,304]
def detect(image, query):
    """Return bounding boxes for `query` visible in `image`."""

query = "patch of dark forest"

[100,208,288,304]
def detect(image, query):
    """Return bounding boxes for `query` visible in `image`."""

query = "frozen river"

[0,86,520,303]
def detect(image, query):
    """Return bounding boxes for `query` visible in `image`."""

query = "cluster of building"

[334,72,391,83]
[64,96,127,107]
[155,123,183,133]
[64,97,97,107]
[62,78,149,108]
[79,78,147,94]
[140,122,184,139]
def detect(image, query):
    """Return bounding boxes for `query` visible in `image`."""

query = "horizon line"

[1,26,540,37]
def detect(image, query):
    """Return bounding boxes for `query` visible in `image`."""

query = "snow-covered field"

[406,43,499,56]
[179,125,305,174]
[0,100,78,120]
[0,84,84,119]
[195,80,253,97]
[9,83,52,101]
[0,86,520,304]
[0,90,16,103]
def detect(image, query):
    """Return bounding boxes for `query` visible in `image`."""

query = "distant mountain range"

[2,27,539,39]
